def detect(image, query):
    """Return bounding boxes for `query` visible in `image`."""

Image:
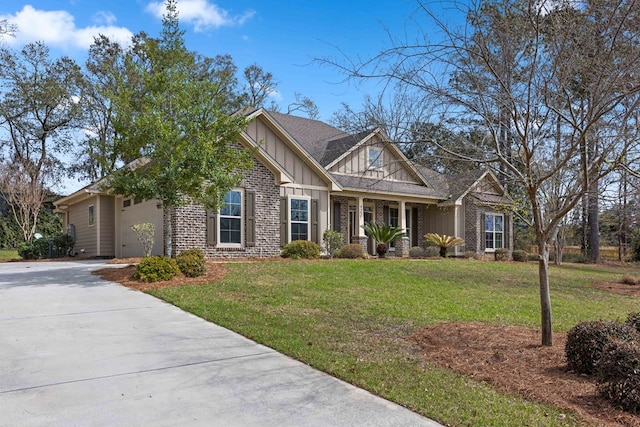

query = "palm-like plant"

[361,222,407,258]
[424,233,465,257]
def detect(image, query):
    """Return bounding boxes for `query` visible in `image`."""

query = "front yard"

[116,259,640,426]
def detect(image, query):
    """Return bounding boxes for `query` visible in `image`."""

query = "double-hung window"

[219,190,243,246]
[485,213,504,250]
[289,196,310,241]
[88,205,95,227]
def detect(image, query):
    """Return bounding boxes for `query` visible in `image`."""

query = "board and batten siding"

[423,205,455,237]
[245,119,326,187]
[329,138,417,183]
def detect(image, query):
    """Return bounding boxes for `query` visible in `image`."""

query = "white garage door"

[120,198,164,258]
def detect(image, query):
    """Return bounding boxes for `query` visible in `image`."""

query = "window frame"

[368,147,383,169]
[88,204,95,227]
[484,213,504,252]
[288,195,311,242]
[218,189,244,248]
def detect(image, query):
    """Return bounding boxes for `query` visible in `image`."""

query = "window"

[88,205,95,227]
[219,190,243,245]
[389,207,399,249]
[123,199,131,208]
[289,197,309,241]
[485,213,504,250]
[368,147,382,169]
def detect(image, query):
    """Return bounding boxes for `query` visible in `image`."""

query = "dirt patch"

[411,322,639,426]
[96,263,639,426]
[594,281,640,297]
[93,259,228,291]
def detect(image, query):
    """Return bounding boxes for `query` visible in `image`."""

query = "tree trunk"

[587,186,599,263]
[538,241,553,346]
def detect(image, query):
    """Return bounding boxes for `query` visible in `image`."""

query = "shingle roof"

[330,174,448,199]
[268,111,362,165]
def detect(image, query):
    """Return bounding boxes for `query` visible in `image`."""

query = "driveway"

[0,261,442,426]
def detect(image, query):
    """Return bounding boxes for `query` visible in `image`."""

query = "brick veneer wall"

[168,160,281,258]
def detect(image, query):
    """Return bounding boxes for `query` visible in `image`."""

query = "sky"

[0,0,441,122]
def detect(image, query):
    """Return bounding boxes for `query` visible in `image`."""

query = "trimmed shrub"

[176,248,206,277]
[424,246,440,258]
[512,249,528,262]
[282,240,321,259]
[409,246,425,258]
[134,256,180,283]
[565,320,640,375]
[335,243,367,259]
[596,339,640,413]
[323,230,344,258]
[494,248,509,261]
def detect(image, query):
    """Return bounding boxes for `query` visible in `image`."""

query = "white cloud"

[145,0,255,32]
[0,5,133,50]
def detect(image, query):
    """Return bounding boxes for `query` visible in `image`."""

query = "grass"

[0,250,19,261]
[150,259,640,426]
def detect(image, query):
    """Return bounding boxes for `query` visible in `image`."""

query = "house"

[54,108,513,259]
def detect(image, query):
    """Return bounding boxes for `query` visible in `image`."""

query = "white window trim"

[388,205,399,250]
[484,213,504,252]
[218,189,244,248]
[368,147,383,169]
[288,195,311,242]
[88,204,95,227]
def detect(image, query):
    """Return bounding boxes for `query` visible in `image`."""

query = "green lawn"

[150,259,640,426]
[0,250,19,261]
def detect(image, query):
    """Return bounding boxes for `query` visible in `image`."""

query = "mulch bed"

[94,262,640,426]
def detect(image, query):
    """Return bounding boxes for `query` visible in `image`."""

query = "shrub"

[409,246,425,258]
[282,240,321,259]
[424,233,465,257]
[596,339,640,413]
[565,320,640,375]
[494,248,509,261]
[17,238,50,259]
[134,256,180,283]
[323,230,344,258]
[53,234,74,258]
[335,243,367,259]
[130,223,155,257]
[621,275,640,286]
[176,248,206,277]
[512,249,528,262]
[423,246,441,257]
[625,312,640,333]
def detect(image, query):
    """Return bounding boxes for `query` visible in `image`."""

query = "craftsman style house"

[54,108,513,258]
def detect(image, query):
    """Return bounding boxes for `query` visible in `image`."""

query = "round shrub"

[335,243,367,259]
[596,339,640,413]
[512,249,528,262]
[494,248,509,261]
[134,256,180,283]
[565,320,640,375]
[17,238,50,259]
[409,246,424,258]
[423,246,440,257]
[282,240,321,259]
[176,248,206,277]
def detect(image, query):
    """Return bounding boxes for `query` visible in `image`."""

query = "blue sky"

[0,0,441,122]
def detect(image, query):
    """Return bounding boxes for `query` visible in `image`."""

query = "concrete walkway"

[0,261,442,427]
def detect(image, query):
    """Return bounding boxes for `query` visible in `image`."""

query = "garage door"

[119,198,164,258]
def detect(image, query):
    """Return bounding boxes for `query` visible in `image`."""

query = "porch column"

[396,200,410,257]
[354,196,368,254]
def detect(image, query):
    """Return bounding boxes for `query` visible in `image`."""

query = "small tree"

[323,229,344,258]
[424,233,465,258]
[130,223,155,257]
[361,222,406,258]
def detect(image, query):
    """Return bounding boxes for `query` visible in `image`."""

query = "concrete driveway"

[0,261,442,427]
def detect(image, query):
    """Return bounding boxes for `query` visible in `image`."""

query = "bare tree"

[322,0,640,346]
[0,42,84,242]
[243,63,278,108]
[286,92,320,120]
[0,162,47,242]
